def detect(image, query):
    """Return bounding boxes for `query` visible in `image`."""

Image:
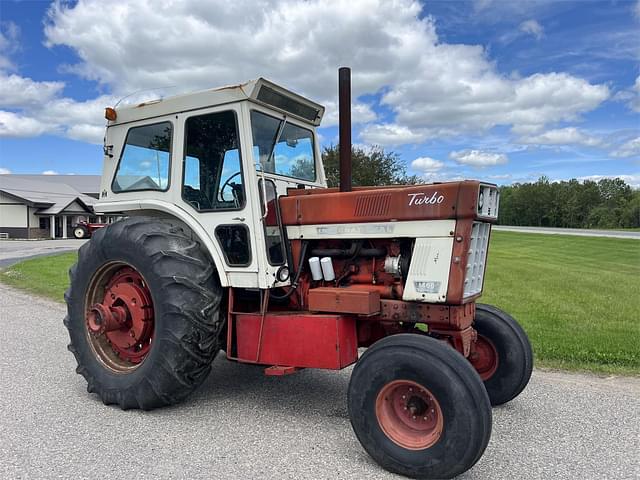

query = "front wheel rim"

[469,334,499,381]
[84,262,155,373]
[375,380,444,450]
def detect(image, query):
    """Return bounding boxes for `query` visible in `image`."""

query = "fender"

[95,199,231,287]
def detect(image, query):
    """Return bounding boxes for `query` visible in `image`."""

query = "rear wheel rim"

[469,334,499,381]
[74,228,84,237]
[375,380,444,450]
[84,262,155,373]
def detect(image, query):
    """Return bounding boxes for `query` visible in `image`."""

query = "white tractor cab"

[97,79,326,289]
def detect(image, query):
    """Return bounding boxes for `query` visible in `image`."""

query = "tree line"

[497,177,640,229]
[320,145,639,229]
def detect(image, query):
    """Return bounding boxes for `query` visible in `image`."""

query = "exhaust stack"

[338,67,352,192]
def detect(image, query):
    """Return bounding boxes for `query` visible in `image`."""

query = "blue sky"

[0,0,638,186]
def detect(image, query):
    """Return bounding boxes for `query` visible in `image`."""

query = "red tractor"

[72,220,107,239]
[65,68,532,479]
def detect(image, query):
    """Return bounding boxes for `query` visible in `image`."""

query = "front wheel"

[348,334,492,479]
[469,304,533,406]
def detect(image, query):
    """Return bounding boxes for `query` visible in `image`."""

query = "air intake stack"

[338,67,352,192]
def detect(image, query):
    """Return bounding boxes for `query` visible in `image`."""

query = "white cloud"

[0,74,65,108]
[449,149,509,168]
[0,167,11,174]
[488,174,512,179]
[38,0,609,146]
[577,174,640,189]
[611,137,640,158]
[0,111,49,138]
[629,76,640,112]
[519,20,544,39]
[411,157,445,172]
[518,127,601,147]
[42,170,59,175]
[360,123,428,146]
[0,21,20,71]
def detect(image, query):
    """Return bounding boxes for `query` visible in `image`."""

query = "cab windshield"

[250,110,316,182]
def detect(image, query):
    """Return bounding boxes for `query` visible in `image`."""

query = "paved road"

[0,239,86,267]
[1,285,638,479]
[494,225,640,239]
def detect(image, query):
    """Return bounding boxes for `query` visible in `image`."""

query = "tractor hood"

[279,181,499,225]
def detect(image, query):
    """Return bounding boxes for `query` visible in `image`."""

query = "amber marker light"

[104,107,117,121]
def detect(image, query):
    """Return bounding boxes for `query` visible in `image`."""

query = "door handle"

[232,217,245,222]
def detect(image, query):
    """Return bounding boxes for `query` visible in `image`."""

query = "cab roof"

[108,78,325,127]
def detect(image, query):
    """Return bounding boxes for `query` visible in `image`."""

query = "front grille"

[463,222,491,298]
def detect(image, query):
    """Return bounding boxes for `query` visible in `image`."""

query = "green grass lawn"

[0,252,77,302]
[1,231,638,374]
[482,232,639,375]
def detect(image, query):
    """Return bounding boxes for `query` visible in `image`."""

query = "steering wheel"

[218,171,242,205]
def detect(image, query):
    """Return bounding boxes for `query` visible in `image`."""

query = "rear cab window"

[112,122,172,192]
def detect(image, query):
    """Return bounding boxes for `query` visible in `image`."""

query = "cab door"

[177,106,261,288]
[246,106,326,289]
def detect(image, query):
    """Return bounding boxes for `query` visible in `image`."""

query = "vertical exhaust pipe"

[338,67,352,192]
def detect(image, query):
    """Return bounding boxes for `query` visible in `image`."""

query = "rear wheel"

[73,225,88,239]
[469,304,533,406]
[348,334,492,479]
[64,216,224,410]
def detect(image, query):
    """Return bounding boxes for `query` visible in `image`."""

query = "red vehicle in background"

[72,220,107,239]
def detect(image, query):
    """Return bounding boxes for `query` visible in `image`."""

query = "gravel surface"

[1,283,639,480]
[493,226,640,240]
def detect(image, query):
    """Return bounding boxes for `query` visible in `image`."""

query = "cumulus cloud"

[449,149,509,168]
[411,157,445,172]
[360,123,428,146]
[519,20,544,39]
[0,73,65,108]
[34,0,610,146]
[578,174,640,189]
[611,137,640,158]
[42,170,59,175]
[0,111,49,138]
[0,167,11,174]
[0,21,20,71]
[518,127,601,147]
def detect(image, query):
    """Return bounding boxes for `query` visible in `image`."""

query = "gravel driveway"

[1,284,638,479]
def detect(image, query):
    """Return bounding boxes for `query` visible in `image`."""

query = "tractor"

[65,68,532,479]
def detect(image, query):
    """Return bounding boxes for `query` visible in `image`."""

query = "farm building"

[0,174,115,239]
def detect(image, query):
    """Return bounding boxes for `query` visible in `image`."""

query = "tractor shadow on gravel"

[192,356,353,420]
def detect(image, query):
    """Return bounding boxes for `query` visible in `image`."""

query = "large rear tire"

[470,304,533,406]
[64,216,224,410]
[348,334,492,479]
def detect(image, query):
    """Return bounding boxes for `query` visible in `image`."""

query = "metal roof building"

[0,174,110,239]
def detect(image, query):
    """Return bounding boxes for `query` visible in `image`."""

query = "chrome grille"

[464,222,490,298]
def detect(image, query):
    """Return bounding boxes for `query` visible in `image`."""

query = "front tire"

[469,304,533,406]
[64,216,224,410]
[348,334,492,479]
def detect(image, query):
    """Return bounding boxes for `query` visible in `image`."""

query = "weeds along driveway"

[1,283,639,480]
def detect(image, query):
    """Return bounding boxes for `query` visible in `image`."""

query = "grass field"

[1,231,638,374]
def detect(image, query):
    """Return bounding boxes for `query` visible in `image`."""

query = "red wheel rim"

[85,263,155,372]
[469,335,499,381]
[375,380,444,450]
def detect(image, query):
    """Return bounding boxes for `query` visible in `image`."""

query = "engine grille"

[463,222,491,298]
[478,184,499,219]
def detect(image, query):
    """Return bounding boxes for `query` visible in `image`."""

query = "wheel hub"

[86,266,154,365]
[469,335,499,381]
[375,380,444,450]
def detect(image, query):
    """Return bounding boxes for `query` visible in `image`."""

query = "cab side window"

[182,111,244,211]
[112,122,172,192]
